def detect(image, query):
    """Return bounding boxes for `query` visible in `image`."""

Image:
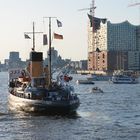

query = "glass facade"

[107,21,137,51]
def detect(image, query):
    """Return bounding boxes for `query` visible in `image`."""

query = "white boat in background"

[111,70,139,84]
[87,74,111,81]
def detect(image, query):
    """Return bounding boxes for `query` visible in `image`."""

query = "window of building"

[102,53,105,58]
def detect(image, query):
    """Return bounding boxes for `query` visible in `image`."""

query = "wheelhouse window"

[31,78,46,88]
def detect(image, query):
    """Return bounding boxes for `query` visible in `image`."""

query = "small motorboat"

[91,87,103,93]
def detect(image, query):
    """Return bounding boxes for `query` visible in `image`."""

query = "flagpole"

[33,22,35,51]
[43,17,56,88]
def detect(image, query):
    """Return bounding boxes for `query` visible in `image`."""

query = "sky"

[0,0,139,62]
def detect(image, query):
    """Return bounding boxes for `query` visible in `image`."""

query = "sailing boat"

[8,19,80,113]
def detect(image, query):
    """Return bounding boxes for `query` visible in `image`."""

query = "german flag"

[54,33,63,39]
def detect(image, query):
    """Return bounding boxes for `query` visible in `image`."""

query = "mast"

[43,17,56,88]
[24,22,42,51]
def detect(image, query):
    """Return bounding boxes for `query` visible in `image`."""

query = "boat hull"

[111,77,139,84]
[8,93,80,114]
[87,76,110,81]
[112,81,138,84]
[92,89,103,93]
[77,80,94,84]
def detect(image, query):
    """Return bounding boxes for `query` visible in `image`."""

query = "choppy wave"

[0,72,140,140]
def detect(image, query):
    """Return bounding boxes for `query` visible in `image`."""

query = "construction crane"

[128,2,140,24]
[78,0,97,48]
[78,7,96,11]
[78,0,96,44]
[128,2,140,7]
[78,0,96,17]
[78,0,100,70]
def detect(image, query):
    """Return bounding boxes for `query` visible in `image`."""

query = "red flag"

[54,33,63,39]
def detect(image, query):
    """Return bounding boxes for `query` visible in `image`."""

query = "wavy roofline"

[108,20,140,27]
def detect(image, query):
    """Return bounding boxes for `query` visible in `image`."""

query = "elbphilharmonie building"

[88,14,140,72]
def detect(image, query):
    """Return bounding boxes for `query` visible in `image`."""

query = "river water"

[0,72,140,140]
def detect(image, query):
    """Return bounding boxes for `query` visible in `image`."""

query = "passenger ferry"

[111,70,139,84]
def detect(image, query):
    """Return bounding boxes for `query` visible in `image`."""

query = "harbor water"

[0,72,140,140]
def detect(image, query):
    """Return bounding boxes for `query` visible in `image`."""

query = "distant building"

[79,60,87,70]
[9,52,21,62]
[88,14,140,72]
[44,47,69,69]
[4,59,9,70]
[47,47,58,65]
[8,51,26,69]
